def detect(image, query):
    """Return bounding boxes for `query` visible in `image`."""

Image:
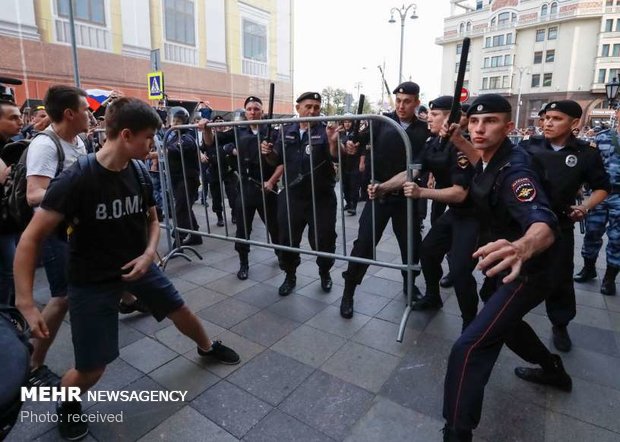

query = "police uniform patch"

[476,104,483,111]
[511,178,537,202]
[456,152,470,169]
[565,154,578,167]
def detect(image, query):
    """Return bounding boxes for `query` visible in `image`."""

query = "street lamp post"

[514,66,530,129]
[389,4,418,84]
[605,77,619,128]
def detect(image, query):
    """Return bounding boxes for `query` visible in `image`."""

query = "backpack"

[0,306,32,439]
[3,129,66,230]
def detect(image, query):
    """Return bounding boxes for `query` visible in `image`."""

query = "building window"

[483,57,490,68]
[610,68,620,81]
[614,44,620,57]
[497,12,510,26]
[534,51,543,64]
[164,0,195,46]
[502,75,511,88]
[550,2,557,15]
[242,19,267,63]
[541,4,548,16]
[506,33,513,44]
[616,19,620,32]
[466,21,472,33]
[603,44,610,57]
[505,54,512,65]
[455,61,471,72]
[607,0,613,6]
[536,29,545,41]
[546,49,555,62]
[491,17,496,27]
[605,19,613,32]
[485,36,491,47]
[57,0,105,25]
[599,69,607,83]
[492,34,505,46]
[489,76,501,89]
[482,77,489,89]
[459,23,465,34]
[543,73,553,86]
[548,27,557,39]
[456,43,462,54]
[531,74,541,87]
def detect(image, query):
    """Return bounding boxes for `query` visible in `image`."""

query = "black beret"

[418,105,428,113]
[461,104,470,114]
[296,92,321,103]
[393,81,420,96]
[538,103,548,116]
[466,94,512,117]
[429,95,456,111]
[244,96,263,107]
[545,100,582,119]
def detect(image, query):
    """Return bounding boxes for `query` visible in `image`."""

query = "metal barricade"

[158,115,421,342]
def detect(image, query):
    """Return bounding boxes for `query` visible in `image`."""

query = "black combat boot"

[319,271,333,292]
[237,254,249,280]
[574,258,597,282]
[340,280,356,319]
[600,265,619,296]
[278,272,296,296]
[514,354,572,392]
[440,272,454,288]
[412,293,443,311]
[216,212,224,227]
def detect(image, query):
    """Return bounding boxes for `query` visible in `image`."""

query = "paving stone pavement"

[8,202,620,442]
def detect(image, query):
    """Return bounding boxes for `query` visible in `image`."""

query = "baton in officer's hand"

[441,37,470,147]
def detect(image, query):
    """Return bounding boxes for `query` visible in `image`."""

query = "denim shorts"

[68,264,184,371]
[41,235,69,297]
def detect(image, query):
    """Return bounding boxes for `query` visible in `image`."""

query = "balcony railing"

[55,19,110,51]
[242,59,268,78]
[163,42,198,66]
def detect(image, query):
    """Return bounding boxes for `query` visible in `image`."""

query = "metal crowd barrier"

[157,115,421,342]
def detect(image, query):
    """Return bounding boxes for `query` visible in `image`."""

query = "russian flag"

[85,89,112,112]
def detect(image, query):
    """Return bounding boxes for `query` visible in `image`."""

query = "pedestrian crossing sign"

[147,71,164,100]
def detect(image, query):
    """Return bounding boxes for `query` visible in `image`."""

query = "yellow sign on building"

[147,71,164,100]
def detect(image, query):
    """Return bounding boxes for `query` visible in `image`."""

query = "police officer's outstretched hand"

[403,181,421,199]
[345,140,359,156]
[197,118,211,132]
[368,183,384,200]
[473,239,525,284]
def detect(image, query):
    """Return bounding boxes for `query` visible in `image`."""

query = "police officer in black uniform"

[201,96,284,280]
[442,95,571,442]
[402,96,479,331]
[517,100,610,352]
[261,92,340,296]
[339,82,429,318]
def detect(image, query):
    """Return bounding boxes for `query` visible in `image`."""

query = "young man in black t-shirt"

[14,98,239,441]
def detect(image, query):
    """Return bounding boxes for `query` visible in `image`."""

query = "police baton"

[441,37,470,147]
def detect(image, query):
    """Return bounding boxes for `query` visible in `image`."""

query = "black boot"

[182,234,203,246]
[442,425,472,442]
[340,281,356,319]
[216,212,224,227]
[601,265,619,296]
[402,279,423,301]
[440,272,454,288]
[412,293,443,311]
[319,271,333,292]
[514,354,572,392]
[237,255,249,280]
[552,325,572,352]
[278,272,296,296]
[574,258,597,282]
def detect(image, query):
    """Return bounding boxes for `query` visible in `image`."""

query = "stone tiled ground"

[8,200,620,441]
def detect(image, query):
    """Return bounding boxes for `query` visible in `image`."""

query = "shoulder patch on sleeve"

[456,151,470,169]
[511,177,537,202]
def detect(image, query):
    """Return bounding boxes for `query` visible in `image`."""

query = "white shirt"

[26,127,87,178]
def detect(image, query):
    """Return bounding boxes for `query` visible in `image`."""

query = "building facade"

[436,0,619,128]
[0,0,294,114]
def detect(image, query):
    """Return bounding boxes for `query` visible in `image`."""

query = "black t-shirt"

[41,156,155,284]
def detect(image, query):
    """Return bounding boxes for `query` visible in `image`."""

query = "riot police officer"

[261,92,340,296]
[442,94,571,442]
[402,96,479,331]
[339,82,429,318]
[201,96,283,280]
[518,100,609,352]
[575,103,620,296]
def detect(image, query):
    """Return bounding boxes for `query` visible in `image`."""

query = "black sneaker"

[57,401,89,441]
[28,365,61,388]
[514,354,572,392]
[198,340,240,365]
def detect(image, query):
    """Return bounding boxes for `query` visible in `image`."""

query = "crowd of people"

[0,79,618,442]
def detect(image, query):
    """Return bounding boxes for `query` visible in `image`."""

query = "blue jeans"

[0,233,18,305]
[41,235,69,297]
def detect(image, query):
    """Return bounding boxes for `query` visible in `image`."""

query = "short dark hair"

[105,97,161,139]
[44,85,87,123]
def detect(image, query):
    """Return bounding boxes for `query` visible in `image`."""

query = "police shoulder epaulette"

[522,135,530,141]
[590,141,597,148]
